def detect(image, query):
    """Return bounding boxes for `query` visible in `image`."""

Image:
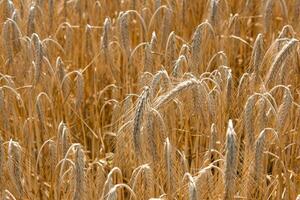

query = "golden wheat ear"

[224,120,237,200]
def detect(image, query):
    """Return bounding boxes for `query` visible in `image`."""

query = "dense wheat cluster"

[0,0,300,199]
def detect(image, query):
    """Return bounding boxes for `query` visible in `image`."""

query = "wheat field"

[0,0,299,199]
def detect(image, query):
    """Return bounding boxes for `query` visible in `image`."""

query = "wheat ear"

[73,145,85,200]
[224,120,237,200]
[133,87,149,161]
[265,39,298,87]
[8,140,23,198]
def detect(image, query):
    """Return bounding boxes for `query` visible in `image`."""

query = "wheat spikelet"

[145,110,157,161]
[143,43,153,72]
[276,89,292,132]
[209,0,218,28]
[244,95,255,150]
[263,0,274,34]
[75,71,84,109]
[247,129,266,199]
[0,87,8,131]
[94,164,106,199]
[224,120,237,200]
[11,12,22,54]
[195,167,213,199]
[190,24,203,73]
[73,145,85,200]
[130,164,154,199]
[36,94,45,130]
[250,33,264,75]
[226,71,232,117]
[278,25,295,39]
[279,61,289,84]
[85,25,93,58]
[133,87,149,161]
[27,5,36,36]
[61,126,70,158]
[190,21,214,74]
[206,51,228,71]
[257,97,267,133]
[182,173,197,200]
[188,178,198,200]
[192,81,208,122]
[150,31,158,52]
[31,33,43,84]
[172,55,187,77]
[164,137,173,197]
[58,122,70,158]
[209,123,217,156]
[265,39,298,87]
[155,78,198,109]
[119,12,131,59]
[237,73,249,99]
[179,44,189,57]
[49,141,57,177]
[150,69,170,100]
[3,20,13,64]
[101,17,111,64]
[56,57,70,96]
[165,31,176,70]
[161,8,172,49]
[106,184,136,200]
[4,0,14,19]
[8,140,23,198]
[102,167,123,199]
